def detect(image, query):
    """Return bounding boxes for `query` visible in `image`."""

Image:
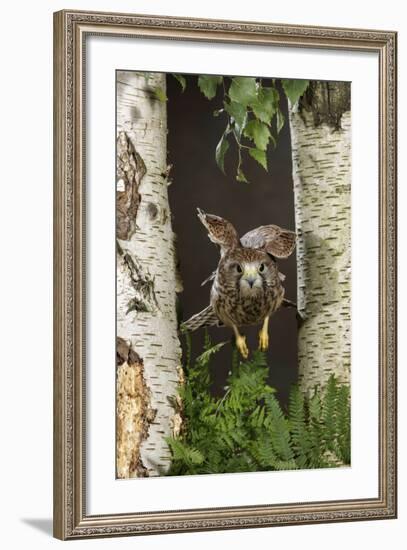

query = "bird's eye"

[236,264,243,273]
[259,263,265,273]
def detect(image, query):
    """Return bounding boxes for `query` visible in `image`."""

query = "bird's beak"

[243,266,258,287]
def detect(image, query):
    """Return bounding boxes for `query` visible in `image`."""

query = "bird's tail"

[181,305,220,333]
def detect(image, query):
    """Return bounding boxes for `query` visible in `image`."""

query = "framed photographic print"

[53,9,397,540]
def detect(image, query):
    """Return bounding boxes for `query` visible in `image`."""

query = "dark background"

[167,75,298,406]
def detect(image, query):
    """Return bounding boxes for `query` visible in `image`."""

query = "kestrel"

[181,209,296,358]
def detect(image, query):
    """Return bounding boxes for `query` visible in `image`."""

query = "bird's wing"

[201,270,216,287]
[197,208,239,254]
[240,224,296,258]
[181,304,221,333]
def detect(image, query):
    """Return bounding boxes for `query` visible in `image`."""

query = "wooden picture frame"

[53,9,397,540]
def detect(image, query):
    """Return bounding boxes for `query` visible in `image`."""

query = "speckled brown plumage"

[211,248,284,327]
[240,224,296,258]
[197,208,239,254]
[182,210,296,358]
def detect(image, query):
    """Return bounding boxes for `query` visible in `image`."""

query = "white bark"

[116,71,182,477]
[288,97,351,392]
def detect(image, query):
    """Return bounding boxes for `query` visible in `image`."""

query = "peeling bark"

[288,81,351,391]
[116,131,146,240]
[116,71,183,477]
[116,338,156,478]
[120,250,158,314]
[299,81,351,129]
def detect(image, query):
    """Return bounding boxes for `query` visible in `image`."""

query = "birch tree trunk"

[288,82,351,392]
[116,71,182,477]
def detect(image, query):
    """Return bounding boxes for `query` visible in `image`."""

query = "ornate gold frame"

[53,9,397,540]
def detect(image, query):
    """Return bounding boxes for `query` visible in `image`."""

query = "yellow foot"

[236,334,249,359]
[258,329,269,352]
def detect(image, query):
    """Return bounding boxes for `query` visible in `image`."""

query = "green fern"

[196,341,227,367]
[307,391,325,467]
[335,384,351,463]
[322,375,338,452]
[265,394,294,462]
[166,439,204,471]
[288,385,309,468]
[167,336,351,476]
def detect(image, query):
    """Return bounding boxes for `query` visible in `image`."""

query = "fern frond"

[203,328,211,351]
[167,438,204,467]
[335,385,351,463]
[265,394,294,462]
[306,390,325,467]
[168,336,351,475]
[272,459,298,471]
[196,341,227,367]
[249,433,277,467]
[322,375,338,451]
[231,346,239,371]
[288,385,309,467]
[183,331,192,372]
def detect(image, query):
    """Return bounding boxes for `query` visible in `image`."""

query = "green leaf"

[249,86,278,124]
[172,74,186,92]
[229,77,257,107]
[276,107,285,134]
[243,119,271,151]
[215,132,230,174]
[154,87,167,102]
[269,133,277,148]
[236,167,248,183]
[281,79,309,106]
[198,75,223,100]
[224,101,247,130]
[248,148,268,171]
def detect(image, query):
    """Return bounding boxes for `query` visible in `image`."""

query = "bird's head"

[221,248,277,293]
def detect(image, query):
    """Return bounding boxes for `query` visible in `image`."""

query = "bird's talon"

[258,330,269,352]
[236,335,249,359]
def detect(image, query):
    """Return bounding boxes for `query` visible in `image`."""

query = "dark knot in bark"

[299,81,351,129]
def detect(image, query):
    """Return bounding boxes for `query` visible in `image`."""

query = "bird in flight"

[181,209,296,358]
